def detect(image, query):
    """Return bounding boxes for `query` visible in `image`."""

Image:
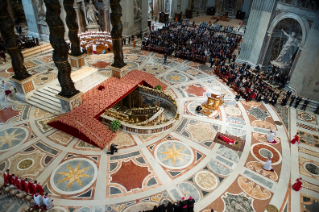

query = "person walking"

[163,53,167,64]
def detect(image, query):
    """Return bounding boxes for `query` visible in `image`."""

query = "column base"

[10,76,35,102]
[109,64,130,79]
[56,92,83,113]
[69,54,86,69]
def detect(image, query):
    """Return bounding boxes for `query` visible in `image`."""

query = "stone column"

[0,1,35,102]
[21,0,41,37]
[6,0,14,21]
[237,0,277,66]
[44,0,80,98]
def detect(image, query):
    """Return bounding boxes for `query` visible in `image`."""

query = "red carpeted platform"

[47,70,167,149]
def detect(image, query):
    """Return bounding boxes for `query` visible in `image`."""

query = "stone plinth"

[69,54,86,68]
[109,65,130,79]
[11,76,35,102]
[86,24,100,32]
[70,66,99,90]
[56,92,83,113]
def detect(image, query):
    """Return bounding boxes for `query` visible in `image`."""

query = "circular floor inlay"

[259,149,273,158]
[301,114,312,121]
[305,163,319,175]
[155,140,194,169]
[18,159,34,170]
[225,106,241,116]
[251,143,282,165]
[195,171,218,190]
[0,127,28,151]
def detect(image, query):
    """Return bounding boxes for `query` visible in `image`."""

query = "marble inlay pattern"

[250,143,282,165]
[35,115,56,133]
[0,127,28,151]
[246,161,278,181]
[297,110,317,124]
[195,171,219,190]
[247,107,270,121]
[221,192,255,212]
[300,194,319,212]
[51,157,97,195]
[47,130,74,146]
[253,132,281,145]
[155,140,193,169]
[298,130,319,148]
[0,106,31,125]
[238,176,272,200]
[208,159,231,176]
[109,131,136,149]
[251,120,277,130]
[299,156,319,180]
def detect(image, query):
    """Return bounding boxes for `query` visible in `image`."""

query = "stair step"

[28,97,61,112]
[41,87,59,96]
[36,89,59,100]
[32,93,60,105]
[47,86,61,93]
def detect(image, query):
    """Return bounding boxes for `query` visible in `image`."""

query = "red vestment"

[3,172,11,185]
[292,179,302,191]
[10,176,17,186]
[31,183,44,195]
[17,179,25,191]
[23,181,31,193]
[220,135,235,144]
[291,135,300,144]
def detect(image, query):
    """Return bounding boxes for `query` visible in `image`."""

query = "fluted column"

[44,0,79,97]
[110,0,126,68]
[0,1,31,80]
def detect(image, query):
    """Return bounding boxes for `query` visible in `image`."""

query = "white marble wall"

[121,0,148,36]
[238,0,277,65]
[21,0,40,37]
[289,17,319,101]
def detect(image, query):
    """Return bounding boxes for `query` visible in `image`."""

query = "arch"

[268,12,310,46]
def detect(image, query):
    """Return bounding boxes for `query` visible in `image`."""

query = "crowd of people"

[78,30,112,54]
[141,20,241,64]
[149,196,195,212]
[1,169,53,210]
[18,35,39,49]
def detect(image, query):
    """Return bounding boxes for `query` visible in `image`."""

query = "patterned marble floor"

[0,46,319,212]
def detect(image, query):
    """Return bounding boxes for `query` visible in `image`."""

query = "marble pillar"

[21,0,41,37]
[237,0,277,66]
[289,17,319,101]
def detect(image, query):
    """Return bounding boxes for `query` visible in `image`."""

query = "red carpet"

[48,70,167,149]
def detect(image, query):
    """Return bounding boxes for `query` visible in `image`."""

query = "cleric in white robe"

[263,157,274,172]
[267,130,276,143]
[33,191,43,208]
[43,193,54,210]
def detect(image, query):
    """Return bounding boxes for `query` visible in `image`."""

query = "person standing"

[291,133,300,145]
[33,190,44,209]
[164,53,167,64]
[123,37,126,46]
[289,94,296,107]
[294,96,302,108]
[128,36,131,44]
[3,169,11,186]
[43,193,54,210]
[263,157,274,172]
[267,130,276,144]
[292,178,303,191]
[1,50,6,62]
[174,201,182,212]
[181,197,188,212]
[301,98,309,111]
[187,196,195,212]
[31,180,44,195]
[166,202,174,212]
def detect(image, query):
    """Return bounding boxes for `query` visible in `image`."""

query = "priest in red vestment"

[219,135,235,144]
[292,177,303,191]
[16,176,25,191]
[10,174,18,186]
[23,178,31,194]
[291,133,300,145]
[31,180,44,195]
[3,169,11,185]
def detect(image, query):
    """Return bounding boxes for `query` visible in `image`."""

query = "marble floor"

[0,45,319,212]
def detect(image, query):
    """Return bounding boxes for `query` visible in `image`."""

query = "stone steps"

[27,87,61,115]
[22,43,52,58]
[27,72,107,115]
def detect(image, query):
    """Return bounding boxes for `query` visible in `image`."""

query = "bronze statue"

[110,0,126,68]
[44,0,79,97]
[0,1,31,80]
[63,0,83,56]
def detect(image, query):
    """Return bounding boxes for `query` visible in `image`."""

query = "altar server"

[267,130,276,144]
[33,190,43,208]
[43,193,54,210]
[263,157,274,172]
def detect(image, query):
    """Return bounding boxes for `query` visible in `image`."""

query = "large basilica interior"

[1,0,319,211]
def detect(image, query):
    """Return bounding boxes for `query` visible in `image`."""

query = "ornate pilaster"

[44,0,79,98]
[0,1,31,81]
[110,0,126,68]
[64,0,83,56]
